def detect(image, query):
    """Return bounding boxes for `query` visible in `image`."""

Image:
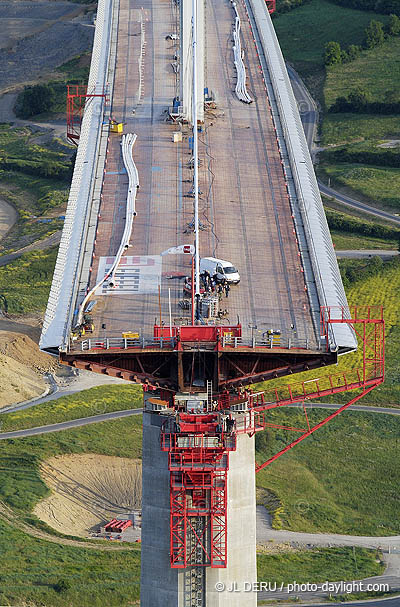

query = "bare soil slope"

[0,330,57,408]
[34,454,142,537]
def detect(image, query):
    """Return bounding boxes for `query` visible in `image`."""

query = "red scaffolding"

[160,306,384,568]
[266,0,276,13]
[66,85,108,144]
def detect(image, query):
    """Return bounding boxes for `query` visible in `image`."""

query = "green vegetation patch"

[326,207,400,249]
[256,408,400,535]
[1,385,143,432]
[322,113,400,146]
[325,36,400,109]
[330,231,397,250]
[0,124,72,252]
[0,519,140,607]
[0,246,58,314]
[319,163,400,211]
[273,0,389,101]
[257,546,383,584]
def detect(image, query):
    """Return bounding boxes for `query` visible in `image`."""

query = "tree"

[365,20,385,49]
[324,41,342,66]
[348,88,371,111]
[14,83,55,119]
[347,44,361,61]
[388,13,400,35]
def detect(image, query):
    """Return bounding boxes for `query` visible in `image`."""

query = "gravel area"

[0,21,94,93]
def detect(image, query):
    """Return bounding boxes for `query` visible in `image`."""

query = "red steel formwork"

[266,0,276,13]
[159,306,384,568]
[66,85,108,144]
[160,412,263,568]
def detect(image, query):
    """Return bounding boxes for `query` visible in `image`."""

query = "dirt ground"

[34,454,142,537]
[0,329,57,408]
[0,1,94,95]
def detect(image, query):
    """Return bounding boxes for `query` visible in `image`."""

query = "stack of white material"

[232,2,253,104]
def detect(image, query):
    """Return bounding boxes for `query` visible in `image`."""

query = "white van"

[200,257,240,284]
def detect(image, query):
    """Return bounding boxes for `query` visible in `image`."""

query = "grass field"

[318,164,400,212]
[321,114,400,147]
[257,546,383,585]
[0,246,57,314]
[257,256,400,406]
[1,385,143,432]
[0,518,141,607]
[256,407,400,535]
[0,409,387,605]
[325,37,400,110]
[273,0,389,100]
[330,231,397,250]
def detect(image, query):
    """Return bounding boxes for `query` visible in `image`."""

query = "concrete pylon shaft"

[140,411,257,606]
[181,0,205,123]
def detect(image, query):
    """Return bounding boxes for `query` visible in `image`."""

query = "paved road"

[0,368,129,414]
[0,408,142,439]
[336,250,399,259]
[0,230,62,267]
[287,65,400,226]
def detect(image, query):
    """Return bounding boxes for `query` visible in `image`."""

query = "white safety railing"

[76,133,139,326]
[74,334,317,352]
[232,1,253,103]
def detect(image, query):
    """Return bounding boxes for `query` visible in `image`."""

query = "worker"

[224,282,230,298]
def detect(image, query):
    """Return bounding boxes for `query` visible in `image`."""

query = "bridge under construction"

[40,0,384,604]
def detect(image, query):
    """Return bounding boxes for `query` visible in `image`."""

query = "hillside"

[0,330,56,408]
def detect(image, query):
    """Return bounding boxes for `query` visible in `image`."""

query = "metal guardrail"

[76,334,316,352]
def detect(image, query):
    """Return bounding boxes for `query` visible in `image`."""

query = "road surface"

[336,250,399,259]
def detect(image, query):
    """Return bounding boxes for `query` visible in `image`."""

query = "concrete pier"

[140,412,257,606]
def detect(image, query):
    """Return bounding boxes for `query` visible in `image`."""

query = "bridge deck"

[85,0,317,350]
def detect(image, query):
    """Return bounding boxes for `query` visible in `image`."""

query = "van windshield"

[224,266,237,274]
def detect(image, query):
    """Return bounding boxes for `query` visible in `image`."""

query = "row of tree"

[324,15,400,66]
[329,0,400,16]
[275,0,311,14]
[329,88,400,114]
[326,209,400,240]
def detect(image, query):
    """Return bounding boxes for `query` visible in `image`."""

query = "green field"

[257,546,383,585]
[1,385,143,432]
[330,231,397,250]
[322,114,400,147]
[273,0,389,99]
[0,519,141,607]
[256,408,400,535]
[325,37,400,109]
[0,247,57,314]
[319,163,400,212]
[0,124,72,252]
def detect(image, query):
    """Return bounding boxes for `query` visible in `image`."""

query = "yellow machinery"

[110,119,123,134]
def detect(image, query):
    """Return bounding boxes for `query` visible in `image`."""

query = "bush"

[324,41,342,65]
[365,19,385,48]
[14,84,56,119]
